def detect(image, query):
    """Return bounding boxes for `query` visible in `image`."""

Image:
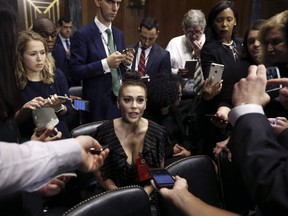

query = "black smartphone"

[73,99,89,111]
[184,60,198,78]
[266,67,282,98]
[149,168,175,189]
[122,48,134,54]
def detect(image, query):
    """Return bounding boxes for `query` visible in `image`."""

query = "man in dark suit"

[70,0,134,122]
[131,17,171,78]
[53,16,78,86]
[229,64,288,215]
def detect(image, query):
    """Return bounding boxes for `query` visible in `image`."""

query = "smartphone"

[141,75,150,83]
[57,95,72,102]
[208,63,224,85]
[266,67,282,97]
[184,60,198,78]
[122,48,134,54]
[73,99,90,111]
[149,168,175,189]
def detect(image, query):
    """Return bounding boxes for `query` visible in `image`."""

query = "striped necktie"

[193,60,204,95]
[106,28,120,96]
[138,48,146,76]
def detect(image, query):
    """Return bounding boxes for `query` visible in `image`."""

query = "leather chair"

[69,86,83,98]
[157,155,223,216]
[63,185,152,216]
[70,121,107,197]
[70,120,107,138]
[67,86,83,131]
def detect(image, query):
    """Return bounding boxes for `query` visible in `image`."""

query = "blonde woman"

[15,30,71,139]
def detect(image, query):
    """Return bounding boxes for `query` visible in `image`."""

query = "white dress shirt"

[0,138,81,197]
[166,34,205,74]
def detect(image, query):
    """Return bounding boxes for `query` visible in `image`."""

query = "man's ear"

[95,0,101,7]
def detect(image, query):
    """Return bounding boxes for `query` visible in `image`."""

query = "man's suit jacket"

[131,43,171,78]
[70,22,125,122]
[52,36,73,86]
[230,113,288,215]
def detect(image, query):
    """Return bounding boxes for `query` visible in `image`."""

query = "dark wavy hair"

[0,1,22,120]
[205,0,239,42]
[147,73,181,108]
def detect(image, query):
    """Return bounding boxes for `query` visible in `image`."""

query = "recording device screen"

[149,168,175,189]
[73,99,89,111]
[266,67,281,92]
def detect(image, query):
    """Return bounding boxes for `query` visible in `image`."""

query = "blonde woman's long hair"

[16,30,55,89]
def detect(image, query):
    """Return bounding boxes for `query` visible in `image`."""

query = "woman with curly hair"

[15,30,72,139]
[145,73,198,165]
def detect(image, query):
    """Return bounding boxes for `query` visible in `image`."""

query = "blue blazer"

[52,36,73,85]
[131,43,171,78]
[70,22,125,122]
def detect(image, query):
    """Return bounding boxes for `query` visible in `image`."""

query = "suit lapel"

[89,22,107,59]
[132,44,140,71]
[146,44,157,72]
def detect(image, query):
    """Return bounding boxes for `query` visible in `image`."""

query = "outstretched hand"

[75,135,109,172]
[232,65,270,107]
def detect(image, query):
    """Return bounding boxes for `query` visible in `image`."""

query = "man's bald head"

[32,17,57,52]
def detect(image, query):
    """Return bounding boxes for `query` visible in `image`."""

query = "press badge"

[136,154,151,182]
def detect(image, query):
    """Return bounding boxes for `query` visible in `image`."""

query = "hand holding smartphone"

[122,48,134,54]
[208,63,224,86]
[266,67,282,98]
[149,168,175,189]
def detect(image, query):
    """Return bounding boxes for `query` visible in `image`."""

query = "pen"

[90,147,107,155]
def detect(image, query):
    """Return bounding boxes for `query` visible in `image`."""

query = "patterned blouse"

[95,120,169,187]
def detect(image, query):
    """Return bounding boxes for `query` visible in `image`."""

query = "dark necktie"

[106,28,120,96]
[138,48,146,76]
[65,39,70,49]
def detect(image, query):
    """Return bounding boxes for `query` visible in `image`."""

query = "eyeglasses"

[263,38,285,47]
[185,30,203,37]
[39,31,57,39]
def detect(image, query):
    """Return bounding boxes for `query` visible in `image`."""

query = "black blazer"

[231,113,288,215]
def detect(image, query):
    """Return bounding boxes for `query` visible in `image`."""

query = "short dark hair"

[58,16,71,26]
[139,17,159,31]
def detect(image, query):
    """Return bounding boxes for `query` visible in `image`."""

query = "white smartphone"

[208,63,224,85]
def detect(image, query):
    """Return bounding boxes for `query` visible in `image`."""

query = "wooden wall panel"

[81,1,145,46]
[17,0,69,30]
[146,0,252,47]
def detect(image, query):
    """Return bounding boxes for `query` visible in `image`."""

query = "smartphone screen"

[149,168,175,189]
[266,67,282,92]
[73,99,89,111]
[184,60,198,78]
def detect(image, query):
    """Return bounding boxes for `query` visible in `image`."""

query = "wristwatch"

[55,104,65,113]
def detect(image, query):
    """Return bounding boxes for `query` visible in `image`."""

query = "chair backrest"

[157,155,222,216]
[70,120,107,138]
[70,120,108,191]
[69,86,83,98]
[63,186,152,216]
